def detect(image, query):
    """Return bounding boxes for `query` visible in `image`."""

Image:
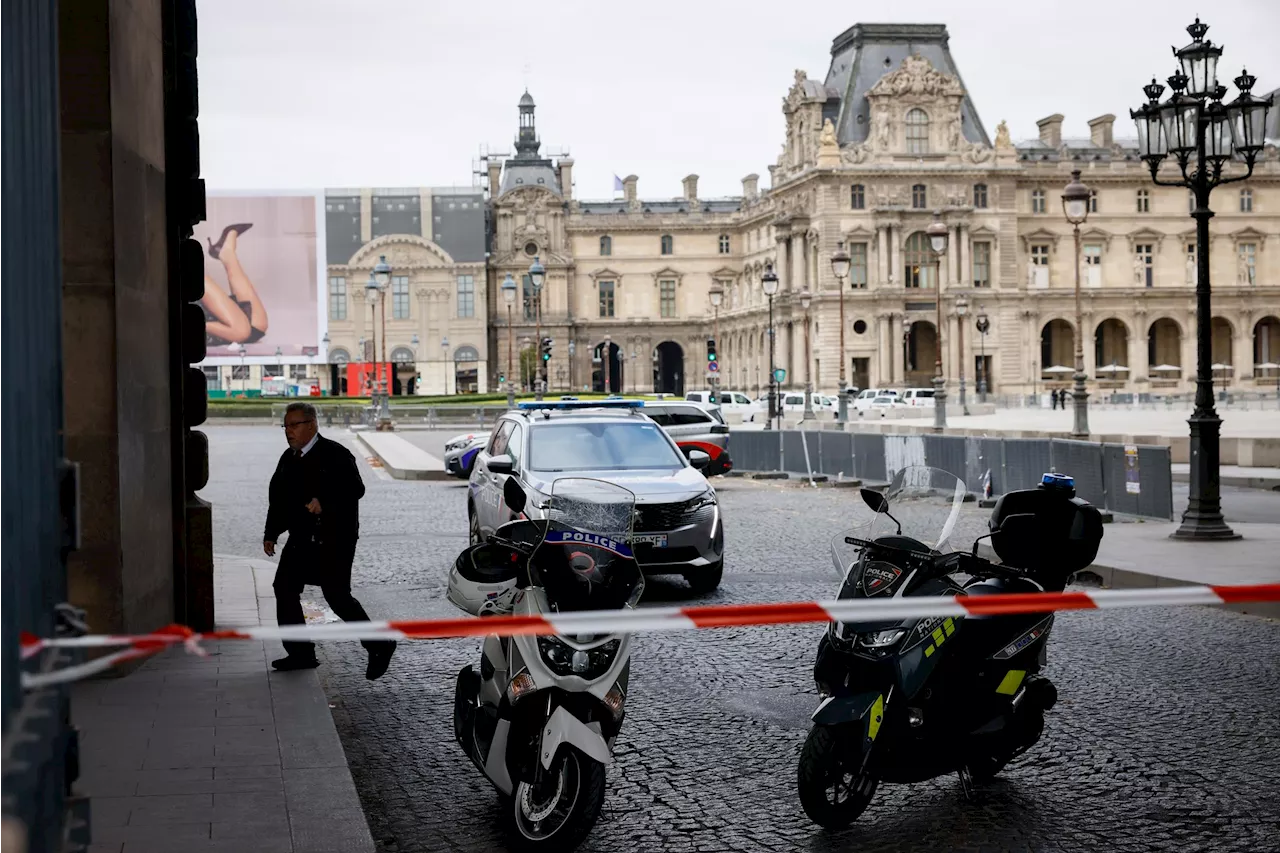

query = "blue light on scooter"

[1040,472,1075,489]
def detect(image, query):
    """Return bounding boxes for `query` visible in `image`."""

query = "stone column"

[877,225,889,287]
[889,227,900,286]
[1128,318,1148,384]
[1083,315,1097,384]
[878,314,891,385]
[1234,317,1254,385]
[958,225,969,289]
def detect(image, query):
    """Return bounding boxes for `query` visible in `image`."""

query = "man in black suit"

[263,402,395,679]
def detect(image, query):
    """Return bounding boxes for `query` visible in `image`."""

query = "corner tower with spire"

[500,90,561,195]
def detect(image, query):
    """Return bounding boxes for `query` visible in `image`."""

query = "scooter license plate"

[633,534,668,547]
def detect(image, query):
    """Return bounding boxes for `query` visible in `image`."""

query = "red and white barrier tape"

[19,583,1280,688]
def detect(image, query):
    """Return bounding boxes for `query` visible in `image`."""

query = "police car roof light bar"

[516,399,646,412]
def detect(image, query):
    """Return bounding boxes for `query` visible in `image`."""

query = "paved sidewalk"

[356,431,448,480]
[1171,462,1280,490]
[71,556,375,853]
[1086,521,1280,618]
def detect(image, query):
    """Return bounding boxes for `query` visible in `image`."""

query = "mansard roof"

[825,23,991,148]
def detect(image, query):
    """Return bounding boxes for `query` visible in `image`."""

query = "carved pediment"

[1125,227,1166,249]
[651,267,683,286]
[346,234,455,268]
[589,267,624,282]
[710,266,738,279]
[1079,227,1114,249]
[1230,225,1266,240]
[496,185,559,207]
[867,54,964,99]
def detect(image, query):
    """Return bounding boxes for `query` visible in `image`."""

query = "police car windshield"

[529,422,684,472]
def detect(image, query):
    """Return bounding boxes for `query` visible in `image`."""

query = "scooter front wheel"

[797,724,878,829]
[504,748,606,851]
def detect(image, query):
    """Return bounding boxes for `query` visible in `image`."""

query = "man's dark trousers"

[273,536,374,660]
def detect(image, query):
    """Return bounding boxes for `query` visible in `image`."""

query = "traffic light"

[498,372,506,385]
[706,338,717,364]
[541,338,553,362]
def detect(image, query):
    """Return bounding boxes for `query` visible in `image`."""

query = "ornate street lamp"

[1062,169,1092,437]
[1130,17,1272,540]
[529,257,546,400]
[567,340,576,392]
[926,218,950,431]
[365,271,393,429]
[800,288,815,420]
[709,281,724,403]
[501,272,517,408]
[441,336,450,395]
[761,262,780,430]
[975,309,990,402]
[830,241,851,423]
[954,296,970,416]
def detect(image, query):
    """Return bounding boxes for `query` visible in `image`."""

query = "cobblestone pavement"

[203,426,1280,853]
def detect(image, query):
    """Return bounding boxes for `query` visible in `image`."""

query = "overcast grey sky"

[197,0,1279,200]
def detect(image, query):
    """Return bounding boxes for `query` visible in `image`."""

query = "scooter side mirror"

[860,488,889,514]
[503,476,527,514]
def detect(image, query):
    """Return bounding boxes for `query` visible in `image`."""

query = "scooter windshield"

[529,478,644,612]
[829,466,977,590]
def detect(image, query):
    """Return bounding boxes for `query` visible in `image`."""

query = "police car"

[467,400,725,594]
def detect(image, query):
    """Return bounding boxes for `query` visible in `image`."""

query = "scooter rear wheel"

[797,724,878,829]
[503,747,606,850]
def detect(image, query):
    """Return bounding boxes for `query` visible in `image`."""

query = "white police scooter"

[448,476,642,851]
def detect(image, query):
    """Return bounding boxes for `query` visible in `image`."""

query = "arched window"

[600,235,612,256]
[905,108,930,154]
[453,346,480,394]
[328,348,350,365]
[390,347,415,363]
[661,234,674,255]
[453,345,480,363]
[904,232,935,289]
[718,234,730,254]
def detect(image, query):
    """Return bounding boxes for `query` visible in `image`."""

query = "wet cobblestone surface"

[205,426,1280,853]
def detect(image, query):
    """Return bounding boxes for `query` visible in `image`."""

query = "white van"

[901,387,936,408]
[853,388,901,411]
[686,390,761,422]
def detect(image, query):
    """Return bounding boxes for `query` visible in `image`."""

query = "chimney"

[622,174,639,209]
[1088,114,1115,148]
[1037,113,1064,148]
[558,158,574,200]
[742,173,759,200]
[487,161,502,198]
[682,174,699,203]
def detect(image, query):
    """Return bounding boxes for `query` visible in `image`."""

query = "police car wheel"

[468,504,481,546]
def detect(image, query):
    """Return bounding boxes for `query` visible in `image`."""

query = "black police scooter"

[797,467,1103,829]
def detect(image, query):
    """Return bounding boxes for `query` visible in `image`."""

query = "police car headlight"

[690,488,717,511]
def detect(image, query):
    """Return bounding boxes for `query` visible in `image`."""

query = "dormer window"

[905,108,930,154]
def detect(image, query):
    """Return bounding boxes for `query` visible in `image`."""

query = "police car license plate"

[632,534,668,548]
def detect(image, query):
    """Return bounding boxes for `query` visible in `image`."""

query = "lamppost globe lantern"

[799,288,812,311]
[528,257,545,291]
[1225,69,1274,155]
[1173,18,1222,98]
[1062,169,1092,225]
[274,345,282,359]
[926,218,949,255]
[761,262,779,296]
[372,254,392,288]
[709,281,723,308]
[501,272,517,305]
[365,273,380,304]
[830,242,851,280]
[955,295,968,318]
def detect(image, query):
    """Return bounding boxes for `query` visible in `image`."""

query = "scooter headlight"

[537,637,620,679]
[858,628,906,649]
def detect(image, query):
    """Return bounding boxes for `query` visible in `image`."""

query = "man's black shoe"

[271,655,320,672]
[366,642,396,681]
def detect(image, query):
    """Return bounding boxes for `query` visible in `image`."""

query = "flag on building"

[613,174,624,194]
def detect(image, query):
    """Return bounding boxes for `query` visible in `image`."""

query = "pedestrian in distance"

[263,402,396,679]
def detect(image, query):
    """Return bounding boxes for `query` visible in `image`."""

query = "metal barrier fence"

[730,430,1174,521]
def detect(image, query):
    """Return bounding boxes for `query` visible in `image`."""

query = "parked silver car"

[467,401,725,593]
[443,432,486,479]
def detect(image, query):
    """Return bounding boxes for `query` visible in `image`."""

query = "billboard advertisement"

[195,192,326,362]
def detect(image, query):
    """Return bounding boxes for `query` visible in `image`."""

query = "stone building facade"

[487,23,1280,400]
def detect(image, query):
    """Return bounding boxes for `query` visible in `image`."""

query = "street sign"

[773,368,786,383]
[707,362,719,373]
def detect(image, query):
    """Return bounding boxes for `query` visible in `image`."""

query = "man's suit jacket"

[264,434,366,550]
